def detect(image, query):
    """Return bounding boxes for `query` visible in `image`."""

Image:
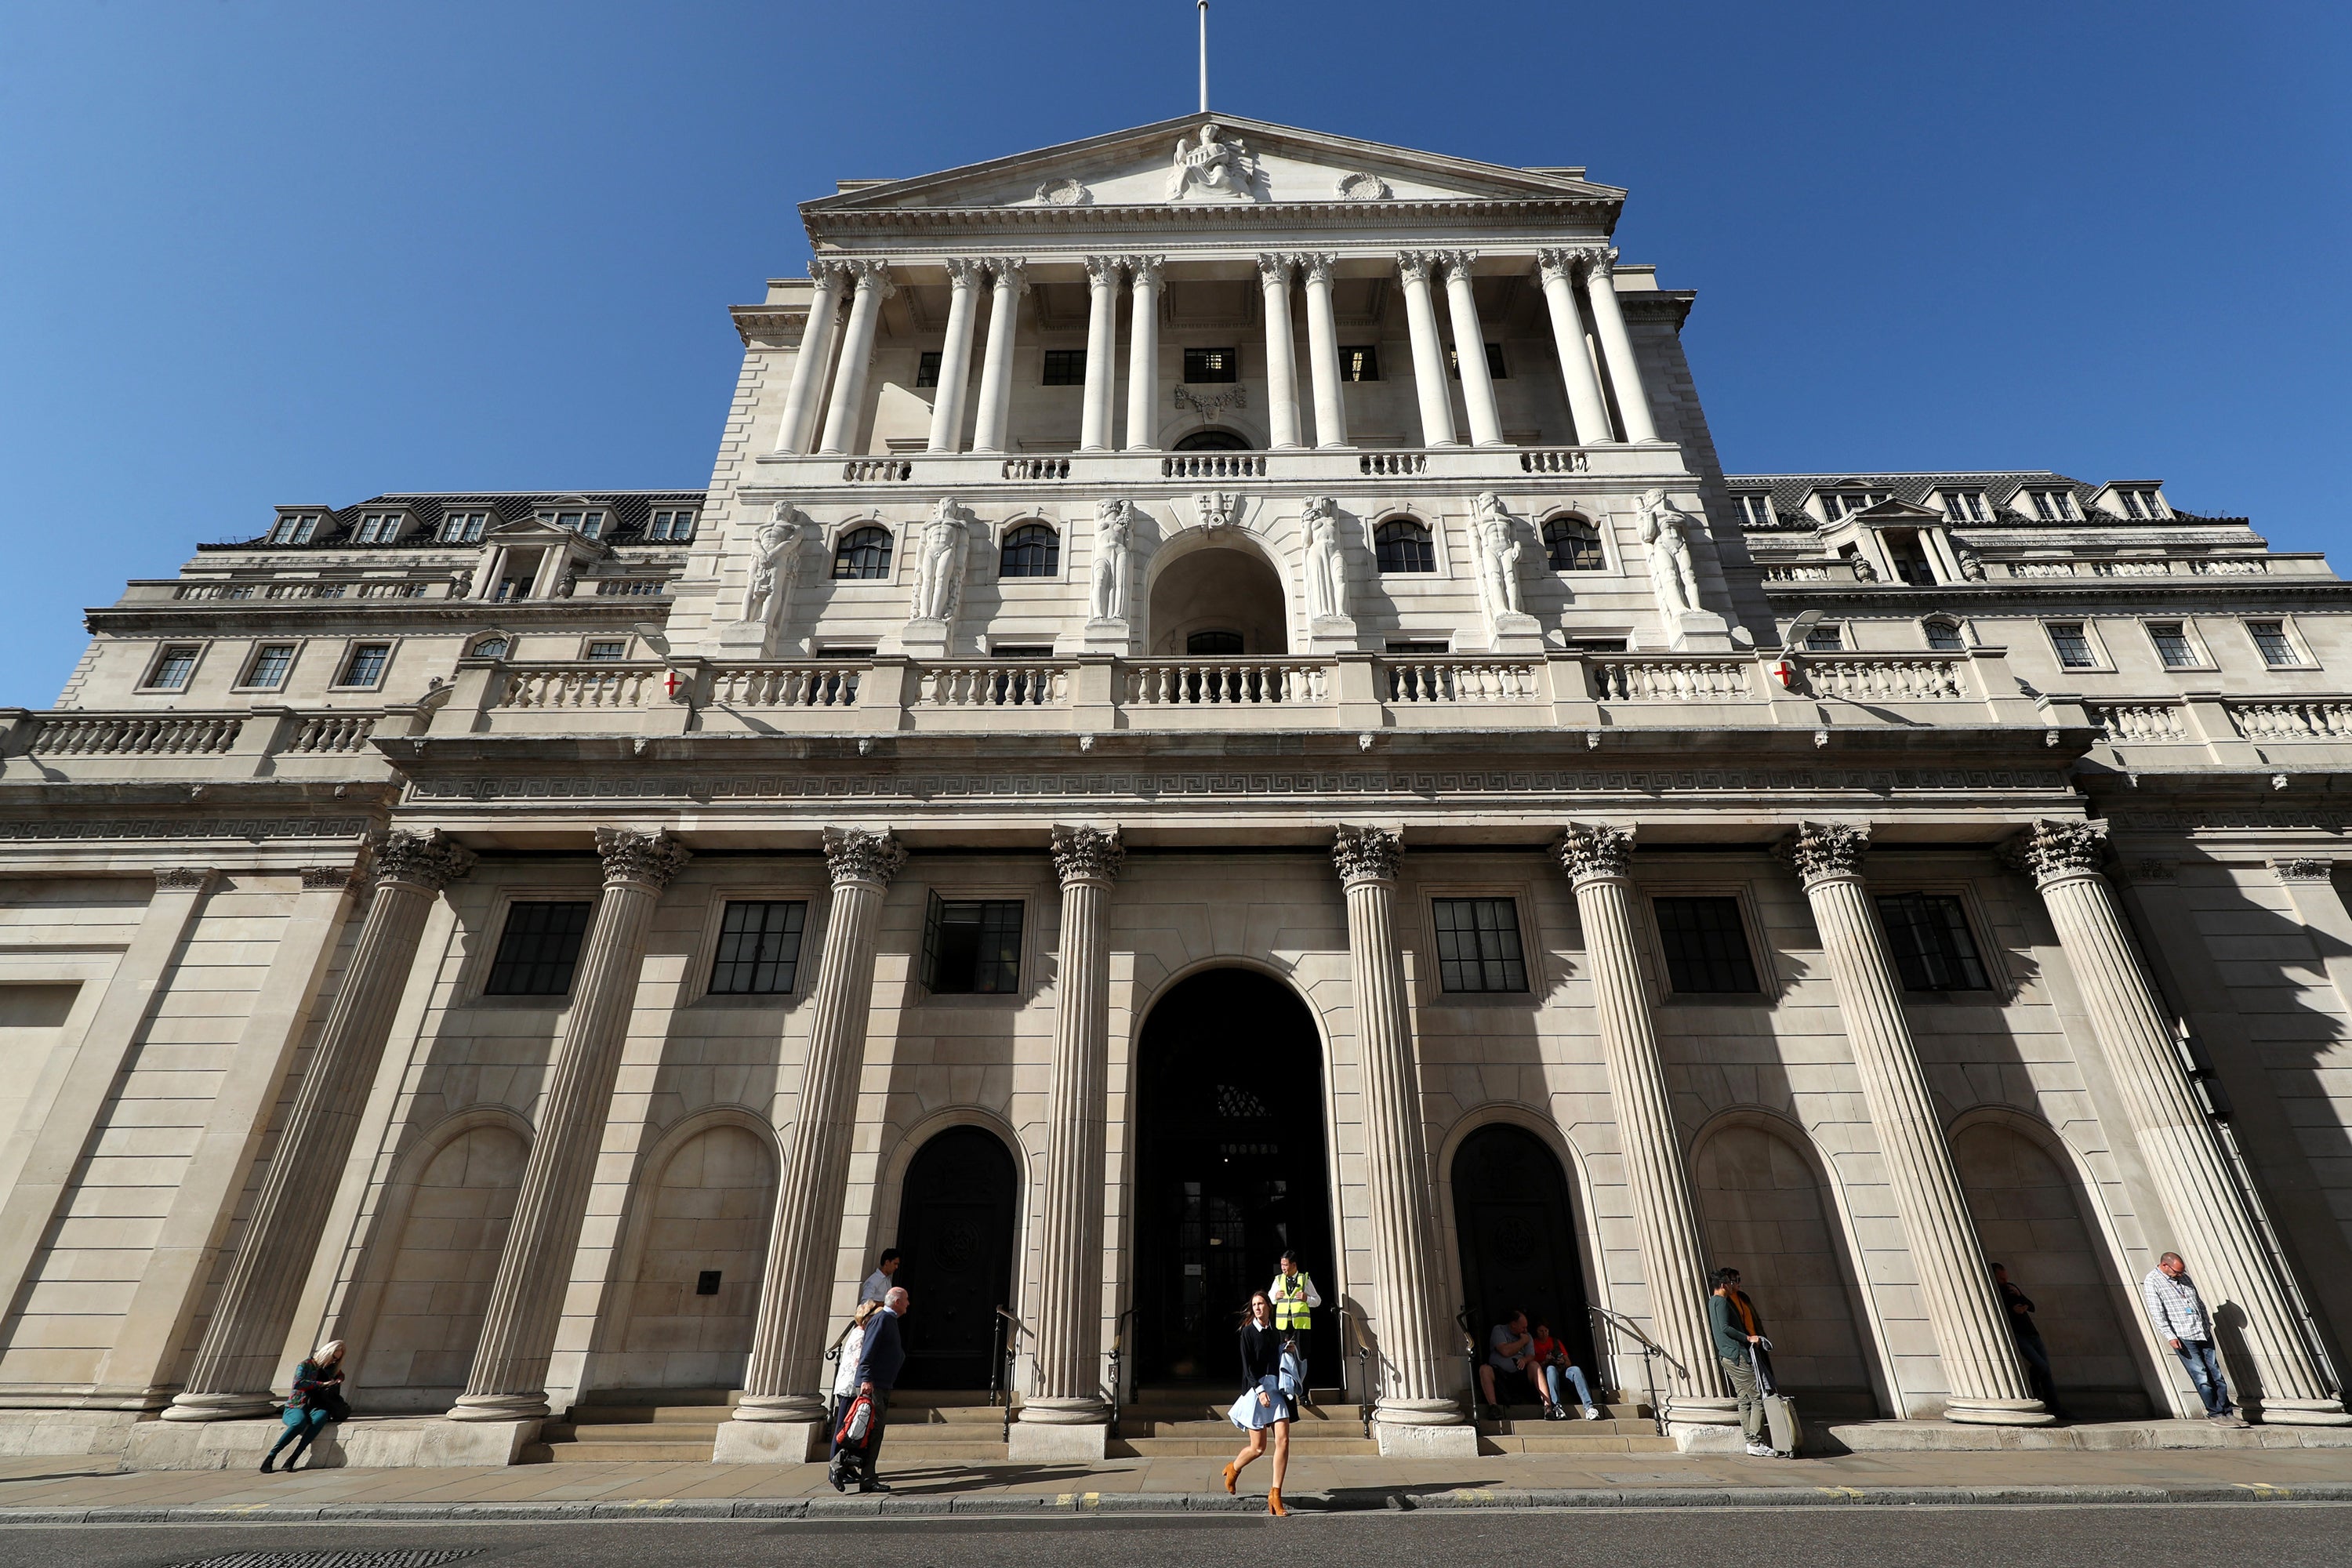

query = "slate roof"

[1719,470,2231,529]
[201,490,710,550]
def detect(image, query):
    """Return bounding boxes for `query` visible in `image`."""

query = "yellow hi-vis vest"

[1272,1271,1314,1331]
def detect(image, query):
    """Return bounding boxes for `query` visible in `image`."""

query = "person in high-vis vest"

[1268,1250,1320,1386]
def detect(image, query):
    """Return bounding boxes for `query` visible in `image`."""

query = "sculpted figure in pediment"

[1091,498,1134,623]
[1637,488,1704,617]
[741,503,807,629]
[910,497,974,622]
[1165,122,1263,201]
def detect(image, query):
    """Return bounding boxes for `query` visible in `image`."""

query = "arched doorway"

[364,1123,526,1409]
[893,1126,1019,1389]
[1147,543,1288,655]
[1174,426,1251,451]
[1450,1124,1595,1385]
[1135,969,1336,1384]
[615,1123,775,1390]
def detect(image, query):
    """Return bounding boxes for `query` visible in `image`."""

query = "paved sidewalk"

[2,1443,2349,1519]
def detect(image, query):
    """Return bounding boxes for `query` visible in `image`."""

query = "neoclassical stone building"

[2,112,2349,1466]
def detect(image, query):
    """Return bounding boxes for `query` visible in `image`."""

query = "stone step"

[1475,1416,1655,1436]
[564,1405,739,1426]
[1112,1436,1381,1457]
[1480,1433,1680,1454]
[521,1439,717,1464]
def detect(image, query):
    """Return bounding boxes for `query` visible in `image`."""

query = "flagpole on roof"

[1198,1,1209,113]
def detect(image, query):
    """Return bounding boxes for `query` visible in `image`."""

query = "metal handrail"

[1335,1306,1374,1439]
[992,1306,1033,1443]
[1455,1305,1492,1420]
[1105,1307,1138,1440]
[1588,1305,1687,1436]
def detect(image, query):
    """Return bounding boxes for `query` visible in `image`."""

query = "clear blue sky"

[2,1,2345,705]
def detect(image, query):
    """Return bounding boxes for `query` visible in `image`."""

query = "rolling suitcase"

[1761,1392,1801,1457]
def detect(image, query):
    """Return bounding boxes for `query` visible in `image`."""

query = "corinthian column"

[1331,826,1465,1445]
[1299,252,1348,448]
[1257,253,1302,449]
[1123,257,1163,451]
[1555,825,1729,1423]
[1013,826,1122,1454]
[816,260,893,456]
[1536,250,1614,445]
[166,831,476,1421]
[448,829,691,1420]
[1578,247,1661,445]
[925,258,983,454]
[731,828,908,1435]
[1783,822,2048,1425]
[2018,822,2350,1425]
[1439,252,1504,448]
[971,260,1027,455]
[1080,256,1122,452]
[775,261,849,454]
[1396,253,1457,448]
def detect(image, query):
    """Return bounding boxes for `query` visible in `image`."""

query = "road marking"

[2234,1483,2292,1498]
[1453,1489,1495,1502]
[1815,1486,1864,1499]
[618,1498,675,1508]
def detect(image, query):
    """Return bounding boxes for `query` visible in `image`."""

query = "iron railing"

[1588,1304,1689,1436]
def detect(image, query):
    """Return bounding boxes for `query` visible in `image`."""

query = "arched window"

[832,525,894,580]
[468,636,510,660]
[1543,516,1605,572]
[999,522,1059,579]
[1186,630,1243,655]
[1174,427,1251,452]
[1922,617,1966,652]
[1374,518,1436,574]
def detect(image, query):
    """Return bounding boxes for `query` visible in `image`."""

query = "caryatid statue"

[1469,492,1525,629]
[1303,495,1350,622]
[910,496,974,623]
[739,503,806,630]
[1637,488,1704,618]
[1091,498,1134,622]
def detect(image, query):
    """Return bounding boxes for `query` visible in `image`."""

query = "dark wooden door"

[1451,1123,1595,1379]
[893,1126,1018,1389]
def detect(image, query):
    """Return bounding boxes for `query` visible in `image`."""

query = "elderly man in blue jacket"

[832,1286,911,1493]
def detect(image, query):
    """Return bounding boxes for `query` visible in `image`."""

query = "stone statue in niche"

[909,497,974,623]
[1091,498,1134,622]
[740,503,806,630]
[1637,488,1704,618]
[1165,122,1263,201]
[1955,545,1988,581]
[1303,496,1350,621]
[1469,492,1525,627]
[1849,552,1879,583]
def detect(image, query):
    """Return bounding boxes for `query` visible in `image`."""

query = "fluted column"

[2019,822,2350,1424]
[925,258,983,454]
[448,829,691,1420]
[1555,826,1730,1421]
[1784,822,2048,1425]
[735,828,909,1425]
[1022,827,1123,1426]
[166,832,476,1421]
[1122,256,1163,452]
[815,260,893,456]
[1439,252,1504,448]
[1257,253,1303,449]
[1578,247,1661,445]
[1332,826,1461,1428]
[1080,256,1122,452]
[1396,253,1457,448]
[1296,252,1348,448]
[971,260,1027,455]
[775,261,849,454]
[1536,250,1614,445]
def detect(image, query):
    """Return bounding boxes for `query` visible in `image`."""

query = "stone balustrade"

[494,664,658,710]
[1124,658,1325,707]
[1801,655,1972,702]
[28,713,245,756]
[1588,655,1753,702]
[1385,657,1544,704]
[2092,703,2190,742]
[710,663,862,709]
[2230,701,2352,740]
[917,662,1067,709]
[757,443,1664,492]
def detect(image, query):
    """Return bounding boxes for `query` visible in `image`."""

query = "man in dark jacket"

[1707,1266,1774,1457]
[833,1286,911,1494]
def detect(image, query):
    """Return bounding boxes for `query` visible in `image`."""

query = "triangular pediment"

[1846,499,1947,524]
[804,113,1624,216]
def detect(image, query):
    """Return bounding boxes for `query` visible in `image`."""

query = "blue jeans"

[1541,1363,1595,1410]
[266,1405,330,1465]
[2173,1339,2230,1415]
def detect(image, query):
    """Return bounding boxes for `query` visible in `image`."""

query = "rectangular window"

[1804,624,1844,652]
[708,900,808,995]
[1446,343,1508,379]
[1042,349,1086,386]
[2027,488,2079,521]
[1737,495,1774,527]
[1432,898,1530,993]
[1874,893,1991,991]
[583,640,627,661]
[441,510,488,543]
[1183,347,1238,383]
[920,895,1023,995]
[2118,487,2163,519]
[648,509,697,542]
[484,902,593,996]
[2247,620,2303,667]
[1943,490,1987,522]
[1924,620,1966,652]
[338,643,392,688]
[2147,622,2199,669]
[1652,897,1761,994]
[914,350,943,389]
[2045,622,2096,669]
[241,644,297,689]
[143,644,201,691]
[1339,345,1380,382]
[267,514,318,545]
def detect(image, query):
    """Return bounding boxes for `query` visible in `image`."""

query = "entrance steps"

[1475,1401,1676,1455]
[524,1388,1014,1465]
[1112,1386,1377,1457]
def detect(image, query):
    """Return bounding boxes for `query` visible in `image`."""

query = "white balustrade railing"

[1358,452,1426,476]
[1517,448,1589,474]
[1762,564,1834,581]
[1001,458,1069,481]
[2230,702,2352,739]
[1588,657,1753,702]
[2190,557,2269,575]
[843,459,913,482]
[1124,659,1327,706]
[2092,704,2188,742]
[2006,561,2078,578]
[2091,559,2172,577]
[495,663,656,710]
[29,714,244,756]
[918,662,1069,709]
[1803,656,1971,701]
[710,663,862,708]
[1159,453,1267,480]
[283,713,379,753]
[1383,658,1543,704]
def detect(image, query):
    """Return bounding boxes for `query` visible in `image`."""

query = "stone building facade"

[2,113,2348,1465]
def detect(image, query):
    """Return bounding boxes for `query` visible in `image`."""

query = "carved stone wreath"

[1334,171,1392,201]
[1035,177,1092,207]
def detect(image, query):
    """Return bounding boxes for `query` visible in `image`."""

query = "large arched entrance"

[892,1125,1019,1388]
[1134,968,1336,1385]
[1450,1124,1595,1386]
[1174,427,1251,451]
[1146,543,1288,656]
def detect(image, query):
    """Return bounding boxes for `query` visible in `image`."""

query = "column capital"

[370,828,477,893]
[1331,824,1402,885]
[1577,244,1619,281]
[941,256,985,289]
[1431,249,1478,285]
[2274,857,2338,883]
[809,258,853,289]
[1297,252,1336,288]
[986,257,1029,293]
[1536,248,1581,287]
[1557,822,1635,884]
[1083,255,1124,289]
[1255,252,1296,285]
[594,827,692,890]
[2007,818,2107,886]
[823,826,908,887]
[1780,820,1871,886]
[154,866,216,892]
[844,258,895,298]
[1051,825,1123,886]
[1396,250,1438,286]
[1125,254,1165,288]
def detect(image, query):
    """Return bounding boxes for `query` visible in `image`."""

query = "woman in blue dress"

[1221,1291,1303,1516]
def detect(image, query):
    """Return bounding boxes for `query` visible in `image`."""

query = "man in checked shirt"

[2142,1251,2247,1425]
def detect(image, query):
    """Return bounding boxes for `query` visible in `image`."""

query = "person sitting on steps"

[1527,1320,1604,1421]
[1479,1308,1539,1416]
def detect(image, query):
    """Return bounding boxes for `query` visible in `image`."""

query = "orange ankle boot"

[1267,1485,1289,1516]
[1221,1460,1239,1495]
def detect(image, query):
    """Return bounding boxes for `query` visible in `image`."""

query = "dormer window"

[267,514,319,545]
[648,509,698,542]
[1820,491,1890,521]
[2117,487,2165,519]
[546,510,606,539]
[1941,490,1989,523]
[440,510,488,543]
[1737,495,1774,528]
[2026,488,2082,521]
[353,511,406,544]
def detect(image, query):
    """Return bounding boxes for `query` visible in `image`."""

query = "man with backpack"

[830,1285,911,1493]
